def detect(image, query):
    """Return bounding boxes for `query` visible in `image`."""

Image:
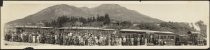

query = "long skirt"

[32,36,36,43]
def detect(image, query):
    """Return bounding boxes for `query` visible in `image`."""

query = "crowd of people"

[4,29,168,46]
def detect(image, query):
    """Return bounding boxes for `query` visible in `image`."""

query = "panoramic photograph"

[1,1,209,49]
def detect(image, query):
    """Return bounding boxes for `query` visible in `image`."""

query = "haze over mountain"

[7,4,163,25]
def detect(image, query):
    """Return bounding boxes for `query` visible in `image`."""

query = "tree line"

[44,14,111,27]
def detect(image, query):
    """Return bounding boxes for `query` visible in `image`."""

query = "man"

[62,33,68,45]
[10,32,15,42]
[13,32,19,42]
[40,33,45,43]
[23,31,29,42]
[58,32,63,45]
[126,36,130,46]
[28,33,33,43]
[98,36,103,46]
[72,36,77,45]
[106,36,111,46]
[45,33,50,44]
[88,35,93,46]
[134,37,138,46]
[84,33,88,46]
[75,36,80,45]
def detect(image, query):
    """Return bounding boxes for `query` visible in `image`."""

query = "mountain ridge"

[6,4,163,25]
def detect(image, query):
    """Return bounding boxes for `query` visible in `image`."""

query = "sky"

[1,1,209,25]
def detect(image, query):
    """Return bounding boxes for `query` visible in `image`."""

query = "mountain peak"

[49,4,77,9]
[96,4,124,9]
[99,4,121,7]
[54,4,69,6]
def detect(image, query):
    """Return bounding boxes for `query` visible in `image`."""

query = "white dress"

[37,35,40,43]
[32,36,36,43]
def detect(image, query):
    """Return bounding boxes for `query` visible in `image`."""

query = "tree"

[120,21,132,28]
[44,16,70,27]
[56,16,69,27]
[195,20,207,37]
[104,13,111,25]
[78,17,87,24]
[97,16,105,22]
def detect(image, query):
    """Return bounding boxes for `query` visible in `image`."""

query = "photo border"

[0,1,209,50]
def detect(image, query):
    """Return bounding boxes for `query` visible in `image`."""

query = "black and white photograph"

[1,1,209,49]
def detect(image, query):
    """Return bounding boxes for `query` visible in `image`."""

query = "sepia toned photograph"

[1,1,209,49]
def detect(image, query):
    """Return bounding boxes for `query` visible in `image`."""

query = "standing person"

[84,33,88,46]
[23,32,28,42]
[37,33,41,43]
[34,32,39,43]
[40,31,45,43]
[31,32,37,43]
[126,36,130,45]
[78,36,83,45]
[122,36,126,46]
[68,33,73,45]
[102,37,106,46]
[40,33,45,43]
[14,32,18,42]
[5,31,12,41]
[14,32,19,42]
[20,32,24,42]
[36,32,42,43]
[98,36,103,46]
[106,35,111,46]
[32,35,36,43]
[52,32,56,44]
[110,35,114,46]
[94,36,98,45]
[45,34,50,44]
[10,32,15,42]
[134,37,138,46]
[62,33,67,45]
[114,36,118,46]
[117,36,122,46]
[54,34,58,44]
[63,33,67,45]
[28,33,32,43]
[72,36,77,45]
[137,36,141,46]
[87,37,91,46]
[141,36,145,45]
[48,34,52,44]
[130,35,134,46]
[75,36,80,45]
[58,33,63,45]
[81,36,85,46]
[68,33,72,45]
[88,36,92,46]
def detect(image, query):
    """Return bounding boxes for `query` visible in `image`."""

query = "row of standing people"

[5,31,160,46]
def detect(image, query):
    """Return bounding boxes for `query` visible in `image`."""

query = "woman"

[122,36,126,46]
